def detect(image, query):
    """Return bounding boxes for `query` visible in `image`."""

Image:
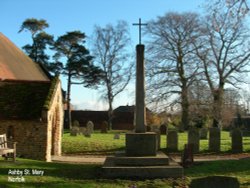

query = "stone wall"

[0,120,48,160]
[42,79,64,161]
[0,79,64,162]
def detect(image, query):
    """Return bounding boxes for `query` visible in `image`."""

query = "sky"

[0,0,204,111]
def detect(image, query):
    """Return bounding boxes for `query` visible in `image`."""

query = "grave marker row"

[166,128,243,153]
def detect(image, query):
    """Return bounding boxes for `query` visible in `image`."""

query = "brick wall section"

[0,79,64,162]
[0,120,47,160]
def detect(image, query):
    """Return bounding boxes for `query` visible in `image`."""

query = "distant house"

[71,105,154,130]
[0,33,64,161]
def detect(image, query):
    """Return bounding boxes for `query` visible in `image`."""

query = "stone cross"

[133,18,147,133]
[133,18,147,44]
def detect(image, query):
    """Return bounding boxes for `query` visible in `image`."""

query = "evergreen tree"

[19,18,54,70]
[53,31,103,128]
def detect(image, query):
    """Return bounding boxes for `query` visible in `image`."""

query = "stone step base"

[113,151,169,166]
[102,155,183,179]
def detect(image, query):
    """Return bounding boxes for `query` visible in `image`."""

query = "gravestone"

[101,121,108,133]
[114,133,120,139]
[190,176,240,188]
[70,126,79,136]
[160,124,168,135]
[72,120,80,127]
[199,128,208,139]
[188,128,200,153]
[167,130,178,151]
[231,129,243,153]
[84,121,94,137]
[84,129,91,137]
[181,144,194,168]
[86,121,94,134]
[209,127,221,152]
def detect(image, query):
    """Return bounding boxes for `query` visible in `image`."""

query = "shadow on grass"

[189,176,240,188]
[0,182,94,188]
[185,159,250,177]
[0,161,101,180]
[63,147,125,156]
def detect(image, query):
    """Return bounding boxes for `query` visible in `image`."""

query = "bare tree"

[224,0,249,14]
[188,80,213,125]
[92,21,133,130]
[196,2,250,127]
[145,12,202,131]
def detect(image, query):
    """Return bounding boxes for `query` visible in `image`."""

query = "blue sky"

[0,0,204,110]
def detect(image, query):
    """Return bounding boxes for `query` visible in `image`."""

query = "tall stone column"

[135,44,146,133]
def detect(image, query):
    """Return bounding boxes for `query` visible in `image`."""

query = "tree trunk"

[108,100,113,130]
[66,73,72,129]
[180,86,189,131]
[212,87,224,127]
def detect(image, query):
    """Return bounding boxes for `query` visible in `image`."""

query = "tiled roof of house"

[114,105,135,113]
[0,33,50,81]
[114,105,152,113]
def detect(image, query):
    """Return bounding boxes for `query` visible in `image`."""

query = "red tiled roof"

[0,33,49,81]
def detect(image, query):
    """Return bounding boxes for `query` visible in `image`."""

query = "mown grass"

[1,130,249,187]
[62,131,250,155]
[62,131,126,155]
[0,158,183,188]
[0,157,249,187]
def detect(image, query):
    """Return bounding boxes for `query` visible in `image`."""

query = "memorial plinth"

[102,20,183,178]
[126,132,157,156]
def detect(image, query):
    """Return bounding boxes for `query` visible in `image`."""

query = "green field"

[0,131,249,187]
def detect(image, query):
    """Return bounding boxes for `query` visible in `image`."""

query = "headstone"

[167,130,178,151]
[84,130,91,137]
[114,133,120,139]
[72,120,80,127]
[231,129,243,153]
[86,121,94,134]
[188,128,200,153]
[181,144,194,168]
[209,127,221,152]
[190,176,240,188]
[101,121,108,133]
[160,124,168,135]
[199,128,208,139]
[70,126,79,136]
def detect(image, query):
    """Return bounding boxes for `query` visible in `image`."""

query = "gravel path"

[52,155,106,164]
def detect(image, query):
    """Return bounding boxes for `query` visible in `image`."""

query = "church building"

[0,33,64,161]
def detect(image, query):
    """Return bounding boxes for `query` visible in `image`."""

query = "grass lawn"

[62,131,250,155]
[62,131,126,155]
[0,157,249,187]
[0,131,249,187]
